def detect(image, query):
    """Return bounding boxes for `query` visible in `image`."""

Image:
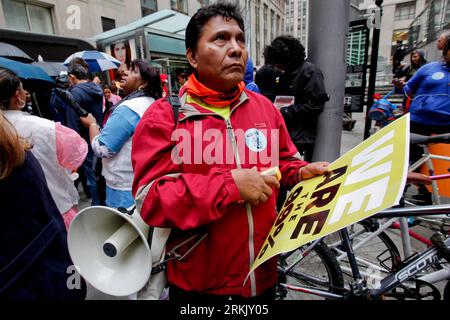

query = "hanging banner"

[249,114,410,274]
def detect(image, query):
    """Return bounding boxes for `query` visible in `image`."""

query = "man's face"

[437,35,447,50]
[187,16,248,92]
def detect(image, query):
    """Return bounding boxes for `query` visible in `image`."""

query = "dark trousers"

[410,121,450,165]
[168,284,276,302]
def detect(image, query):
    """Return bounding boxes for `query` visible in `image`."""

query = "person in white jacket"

[0,68,88,230]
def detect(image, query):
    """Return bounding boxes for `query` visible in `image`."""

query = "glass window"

[264,4,268,45]
[276,15,280,37]
[445,0,450,25]
[141,0,157,16]
[394,1,416,21]
[28,4,53,34]
[171,0,188,14]
[2,0,29,32]
[101,17,116,32]
[2,0,54,34]
[271,10,275,41]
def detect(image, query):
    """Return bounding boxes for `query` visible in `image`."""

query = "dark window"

[141,0,157,16]
[171,0,188,14]
[394,1,416,21]
[101,17,116,32]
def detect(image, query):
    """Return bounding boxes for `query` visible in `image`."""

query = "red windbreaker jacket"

[132,89,307,297]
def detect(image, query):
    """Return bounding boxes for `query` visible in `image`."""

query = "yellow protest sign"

[250,114,410,273]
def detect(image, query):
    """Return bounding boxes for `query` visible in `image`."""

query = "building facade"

[232,0,285,68]
[285,0,308,52]
[142,0,208,17]
[284,0,363,58]
[0,0,143,41]
[409,0,450,61]
[358,0,428,79]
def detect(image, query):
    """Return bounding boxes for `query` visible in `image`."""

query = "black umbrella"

[32,61,67,77]
[0,42,33,63]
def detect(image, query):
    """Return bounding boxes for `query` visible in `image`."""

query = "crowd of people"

[1,1,449,301]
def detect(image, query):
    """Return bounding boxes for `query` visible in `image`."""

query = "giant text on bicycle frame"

[248,114,410,275]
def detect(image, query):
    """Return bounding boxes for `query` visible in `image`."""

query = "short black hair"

[129,59,162,100]
[185,1,245,51]
[67,58,89,80]
[263,35,306,71]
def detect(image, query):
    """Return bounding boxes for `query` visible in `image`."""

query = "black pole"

[363,2,383,140]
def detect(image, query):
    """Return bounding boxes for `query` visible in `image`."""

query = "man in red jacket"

[132,2,328,301]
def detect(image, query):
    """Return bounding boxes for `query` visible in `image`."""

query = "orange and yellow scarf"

[185,73,245,108]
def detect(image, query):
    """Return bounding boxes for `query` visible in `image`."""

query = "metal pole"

[363,4,383,140]
[309,0,350,162]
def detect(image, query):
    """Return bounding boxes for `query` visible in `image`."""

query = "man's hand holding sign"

[248,114,410,276]
[232,164,329,207]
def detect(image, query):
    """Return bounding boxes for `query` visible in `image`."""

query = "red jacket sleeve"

[131,100,241,230]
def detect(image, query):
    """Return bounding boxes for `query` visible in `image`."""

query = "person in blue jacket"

[403,40,450,134]
[243,58,260,93]
[402,39,450,204]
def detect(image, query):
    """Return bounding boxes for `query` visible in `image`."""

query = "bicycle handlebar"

[410,133,450,145]
[373,204,450,218]
[430,173,450,181]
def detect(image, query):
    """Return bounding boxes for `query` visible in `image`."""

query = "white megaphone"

[67,205,169,297]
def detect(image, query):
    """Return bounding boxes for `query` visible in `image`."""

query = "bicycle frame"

[409,144,450,205]
[282,231,450,300]
[370,236,450,298]
[280,205,450,300]
[328,207,448,280]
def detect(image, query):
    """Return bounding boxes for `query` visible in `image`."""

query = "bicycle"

[328,205,450,290]
[276,205,450,300]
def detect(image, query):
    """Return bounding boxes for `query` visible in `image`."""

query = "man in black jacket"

[263,35,329,162]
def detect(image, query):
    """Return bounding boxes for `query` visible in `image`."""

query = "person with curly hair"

[263,35,329,162]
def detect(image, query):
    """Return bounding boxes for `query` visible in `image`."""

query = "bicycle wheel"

[444,280,450,301]
[325,221,401,288]
[277,241,344,300]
